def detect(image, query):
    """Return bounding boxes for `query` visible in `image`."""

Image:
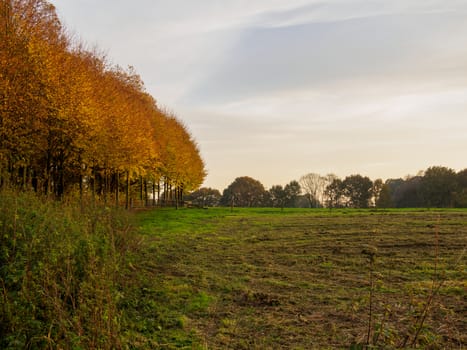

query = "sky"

[51,0,467,191]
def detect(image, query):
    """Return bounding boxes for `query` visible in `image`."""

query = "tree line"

[186,166,467,208]
[0,0,206,206]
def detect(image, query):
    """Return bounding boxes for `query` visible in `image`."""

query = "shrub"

[0,188,133,349]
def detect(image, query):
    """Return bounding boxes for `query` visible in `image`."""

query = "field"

[124,208,466,349]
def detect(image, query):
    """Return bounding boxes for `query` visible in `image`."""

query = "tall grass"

[0,188,134,349]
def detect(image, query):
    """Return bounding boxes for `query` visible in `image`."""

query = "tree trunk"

[125,171,130,210]
[115,170,119,208]
[79,172,83,209]
[144,179,148,207]
[103,168,108,206]
[91,167,96,204]
[139,175,143,206]
[157,180,160,206]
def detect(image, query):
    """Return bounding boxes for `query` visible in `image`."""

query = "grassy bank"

[0,189,136,349]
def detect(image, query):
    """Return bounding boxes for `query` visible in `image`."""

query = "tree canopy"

[420,166,458,207]
[185,187,221,207]
[220,176,267,207]
[268,180,301,209]
[0,0,206,202]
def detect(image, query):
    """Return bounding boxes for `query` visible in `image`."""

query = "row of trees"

[217,177,302,209]
[0,0,206,205]
[310,166,467,208]
[187,166,467,208]
[186,178,303,209]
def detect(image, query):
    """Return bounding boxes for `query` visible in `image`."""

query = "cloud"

[182,8,467,106]
[257,0,467,28]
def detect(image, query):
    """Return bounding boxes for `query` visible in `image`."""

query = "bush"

[0,188,133,349]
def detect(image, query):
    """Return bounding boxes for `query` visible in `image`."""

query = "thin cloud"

[184,9,467,105]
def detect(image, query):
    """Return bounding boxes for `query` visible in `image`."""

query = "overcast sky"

[51,0,467,191]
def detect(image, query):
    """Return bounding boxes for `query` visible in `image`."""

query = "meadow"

[1,193,465,349]
[127,207,466,349]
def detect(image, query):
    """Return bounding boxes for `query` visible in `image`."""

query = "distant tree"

[390,176,424,208]
[284,180,301,207]
[455,169,467,207]
[376,183,393,208]
[341,175,373,208]
[372,179,384,207]
[185,187,221,207]
[385,178,403,207]
[456,168,467,188]
[299,173,326,207]
[295,195,310,208]
[262,190,272,207]
[220,176,267,207]
[268,181,302,209]
[324,178,343,208]
[420,166,458,207]
[269,185,286,209]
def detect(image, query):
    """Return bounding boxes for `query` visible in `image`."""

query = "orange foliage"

[0,0,206,200]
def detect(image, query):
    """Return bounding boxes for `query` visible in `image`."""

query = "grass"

[0,189,135,349]
[126,207,466,349]
[4,190,463,349]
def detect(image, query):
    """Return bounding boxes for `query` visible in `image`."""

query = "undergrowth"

[0,188,134,349]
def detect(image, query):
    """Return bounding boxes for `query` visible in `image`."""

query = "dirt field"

[130,208,466,349]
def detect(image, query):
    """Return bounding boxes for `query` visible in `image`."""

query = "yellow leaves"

[1,0,206,195]
[154,115,206,191]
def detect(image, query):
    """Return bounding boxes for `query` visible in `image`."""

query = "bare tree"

[300,173,337,208]
[300,173,324,207]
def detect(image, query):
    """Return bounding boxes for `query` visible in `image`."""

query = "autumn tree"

[0,0,206,203]
[157,115,206,207]
[1,0,66,188]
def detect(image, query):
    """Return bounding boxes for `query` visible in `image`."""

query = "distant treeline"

[0,0,206,205]
[186,166,467,208]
